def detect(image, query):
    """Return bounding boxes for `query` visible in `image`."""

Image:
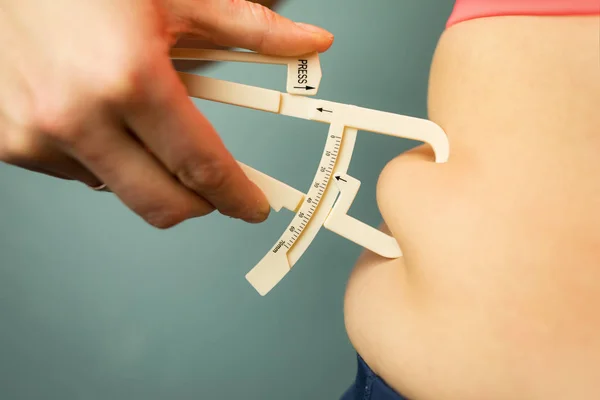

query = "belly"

[344,15,600,400]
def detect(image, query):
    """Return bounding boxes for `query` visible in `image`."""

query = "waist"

[344,14,600,400]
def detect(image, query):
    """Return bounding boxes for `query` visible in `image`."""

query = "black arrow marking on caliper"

[294,85,316,90]
[317,107,333,113]
[335,176,347,183]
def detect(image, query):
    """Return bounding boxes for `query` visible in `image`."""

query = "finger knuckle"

[246,1,277,25]
[0,96,69,165]
[142,204,190,229]
[246,2,276,50]
[97,42,168,106]
[176,158,231,195]
[36,105,85,146]
[4,88,37,132]
[2,128,38,163]
[98,57,147,104]
[3,70,91,147]
[24,82,89,146]
[0,98,38,162]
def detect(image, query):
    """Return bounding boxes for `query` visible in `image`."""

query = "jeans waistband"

[340,354,407,400]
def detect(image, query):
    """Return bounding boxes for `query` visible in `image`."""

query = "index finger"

[175,0,334,56]
[122,54,271,223]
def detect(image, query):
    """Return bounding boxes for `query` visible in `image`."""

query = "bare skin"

[0,0,332,227]
[344,15,600,400]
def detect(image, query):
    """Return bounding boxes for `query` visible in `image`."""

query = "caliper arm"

[172,49,450,295]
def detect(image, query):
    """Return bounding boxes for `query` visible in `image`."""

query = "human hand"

[0,0,333,227]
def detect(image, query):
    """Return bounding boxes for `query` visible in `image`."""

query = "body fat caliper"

[171,49,450,296]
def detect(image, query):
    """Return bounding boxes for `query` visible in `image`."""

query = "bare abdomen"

[344,15,600,400]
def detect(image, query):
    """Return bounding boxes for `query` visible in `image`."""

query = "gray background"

[0,1,453,399]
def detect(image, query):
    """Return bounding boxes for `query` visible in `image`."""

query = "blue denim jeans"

[340,355,407,400]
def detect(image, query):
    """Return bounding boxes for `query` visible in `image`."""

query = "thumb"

[175,0,334,55]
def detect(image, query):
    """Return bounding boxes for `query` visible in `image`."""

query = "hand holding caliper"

[0,0,332,226]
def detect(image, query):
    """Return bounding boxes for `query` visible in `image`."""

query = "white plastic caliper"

[171,49,449,296]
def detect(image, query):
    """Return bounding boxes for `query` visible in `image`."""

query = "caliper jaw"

[325,174,402,259]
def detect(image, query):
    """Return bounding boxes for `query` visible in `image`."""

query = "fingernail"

[295,22,334,38]
[241,196,271,223]
[243,205,270,224]
[240,182,272,223]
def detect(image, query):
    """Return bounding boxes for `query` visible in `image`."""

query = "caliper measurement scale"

[255,121,357,293]
[171,49,450,295]
[273,126,347,254]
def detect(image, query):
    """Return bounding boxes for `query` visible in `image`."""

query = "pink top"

[447,0,600,28]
